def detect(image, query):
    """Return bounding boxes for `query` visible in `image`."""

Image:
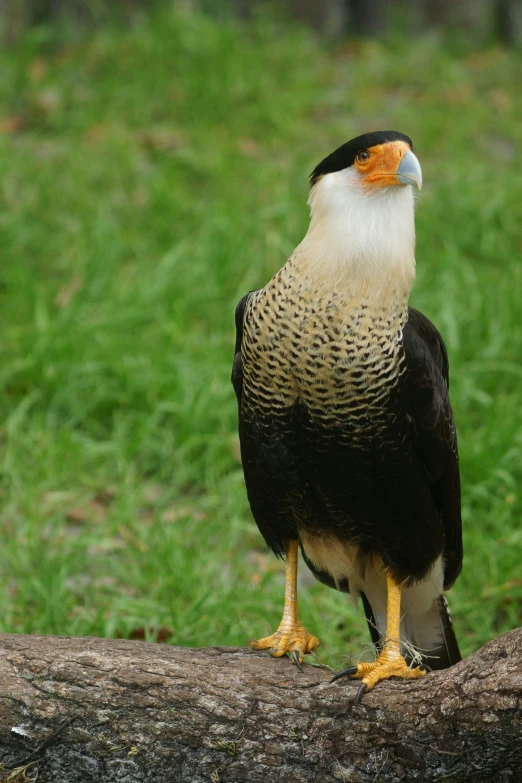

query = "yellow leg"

[251,540,320,666]
[332,572,428,702]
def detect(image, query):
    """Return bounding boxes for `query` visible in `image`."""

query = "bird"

[232,131,463,702]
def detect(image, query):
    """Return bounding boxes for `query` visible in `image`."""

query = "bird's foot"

[331,653,428,704]
[251,620,320,667]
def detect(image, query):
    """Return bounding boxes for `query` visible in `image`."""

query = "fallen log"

[0,629,520,782]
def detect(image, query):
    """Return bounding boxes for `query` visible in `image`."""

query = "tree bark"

[0,630,520,783]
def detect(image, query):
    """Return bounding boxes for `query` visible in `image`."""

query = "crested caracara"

[232,131,462,702]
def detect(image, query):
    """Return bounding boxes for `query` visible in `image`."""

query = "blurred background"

[0,0,521,665]
[2,1,522,44]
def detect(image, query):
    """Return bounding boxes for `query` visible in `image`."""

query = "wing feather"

[403,307,463,589]
[231,293,252,403]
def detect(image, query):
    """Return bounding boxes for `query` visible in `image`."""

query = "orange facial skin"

[354,140,412,189]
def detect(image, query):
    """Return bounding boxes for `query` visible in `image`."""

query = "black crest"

[309,130,413,186]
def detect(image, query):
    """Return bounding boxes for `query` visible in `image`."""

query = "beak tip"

[397,149,423,191]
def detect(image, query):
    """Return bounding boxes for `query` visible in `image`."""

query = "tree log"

[0,630,520,782]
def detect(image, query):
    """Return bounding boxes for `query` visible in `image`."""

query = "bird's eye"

[356,150,370,163]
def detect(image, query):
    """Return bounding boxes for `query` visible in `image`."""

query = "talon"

[355,682,367,706]
[420,664,432,673]
[330,666,359,683]
[291,650,304,671]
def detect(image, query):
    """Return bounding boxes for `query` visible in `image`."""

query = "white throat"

[294,168,416,297]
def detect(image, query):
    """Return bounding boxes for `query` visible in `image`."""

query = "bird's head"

[309,131,422,193]
[304,131,421,288]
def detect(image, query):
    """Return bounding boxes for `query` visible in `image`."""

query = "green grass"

[0,8,521,666]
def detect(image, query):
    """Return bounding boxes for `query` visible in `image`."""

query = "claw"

[291,650,304,672]
[355,682,367,706]
[420,663,432,673]
[330,666,359,683]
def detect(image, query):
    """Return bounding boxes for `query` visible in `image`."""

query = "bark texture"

[0,630,520,783]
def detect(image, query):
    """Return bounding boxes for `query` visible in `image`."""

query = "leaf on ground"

[87,537,125,555]
[246,550,275,585]
[65,506,89,524]
[84,124,111,144]
[439,85,475,106]
[118,525,149,552]
[93,487,117,506]
[161,504,207,524]
[27,57,48,83]
[54,275,84,309]
[42,490,77,510]
[142,483,165,503]
[134,128,185,152]
[489,89,511,111]
[237,137,259,157]
[119,626,174,643]
[65,494,114,525]
[0,117,25,134]
[35,88,62,114]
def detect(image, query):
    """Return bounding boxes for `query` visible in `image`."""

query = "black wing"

[231,293,252,403]
[232,291,299,557]
[403,307,463,590]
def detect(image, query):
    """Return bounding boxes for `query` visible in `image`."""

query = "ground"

[0,8,521,665]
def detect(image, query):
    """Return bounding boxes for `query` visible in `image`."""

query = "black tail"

[429,594,462,669]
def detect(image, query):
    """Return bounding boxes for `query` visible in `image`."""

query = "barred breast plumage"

[241,254,410,445]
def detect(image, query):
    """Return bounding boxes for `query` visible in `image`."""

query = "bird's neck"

[290,177,416,307]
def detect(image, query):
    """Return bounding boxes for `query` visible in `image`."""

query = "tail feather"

[361,591,380,648]
[430,594,461,669]
[361,591,461,670]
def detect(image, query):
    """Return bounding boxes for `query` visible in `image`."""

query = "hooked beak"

[397,149,422,190]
